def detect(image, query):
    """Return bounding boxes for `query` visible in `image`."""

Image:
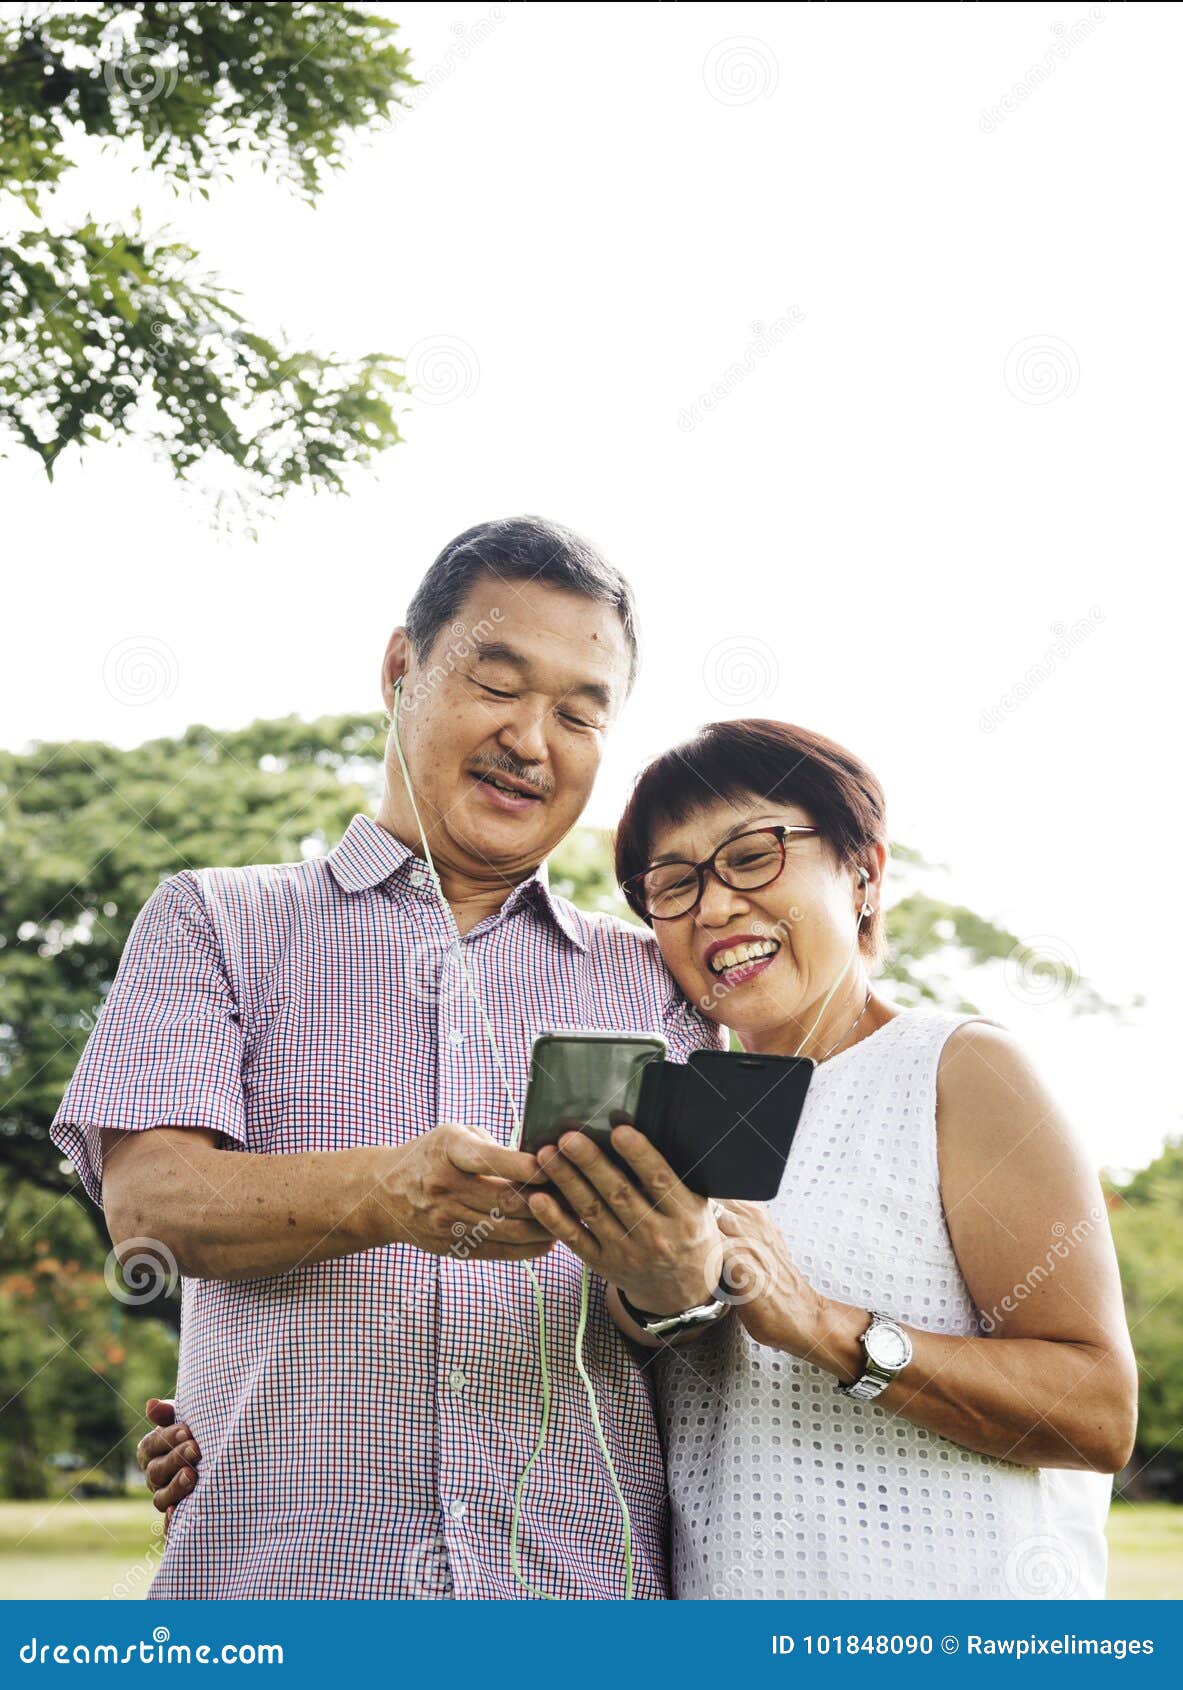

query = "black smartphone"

[637,1049,813,1199]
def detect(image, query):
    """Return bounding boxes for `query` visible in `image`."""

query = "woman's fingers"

[143,1423,201,1511]
[536,1140,631,1241]
[526,1187,604,1270]
[607,1124,695,1216]
[714,1199,760,1235]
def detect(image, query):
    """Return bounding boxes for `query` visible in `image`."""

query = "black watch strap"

[617,1284,730,1338]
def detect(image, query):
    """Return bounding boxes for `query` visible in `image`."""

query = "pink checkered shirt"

[51,813,720,1600]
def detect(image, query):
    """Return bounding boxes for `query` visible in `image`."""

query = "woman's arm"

[719,1022,1138,1472]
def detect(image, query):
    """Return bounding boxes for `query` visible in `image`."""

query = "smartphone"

[638,1048,813,1199]
[519,1029,667,1161]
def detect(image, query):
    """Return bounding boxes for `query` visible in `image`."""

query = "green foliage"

[1109,1140,1183,1477]
[0,711,384,1207]
[0,1181,177,1498]
[0,3,413,500]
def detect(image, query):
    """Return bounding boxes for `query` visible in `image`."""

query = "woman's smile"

[702,932,782,987]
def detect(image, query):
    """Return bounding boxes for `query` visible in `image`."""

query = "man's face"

[383,575,631,880]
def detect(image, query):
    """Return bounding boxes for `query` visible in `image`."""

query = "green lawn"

[0,1498,1178,1600]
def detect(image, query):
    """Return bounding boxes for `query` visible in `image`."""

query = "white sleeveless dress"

[656,1009,1112,1600]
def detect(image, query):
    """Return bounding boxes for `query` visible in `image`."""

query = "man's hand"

[374,1121,556,1260]
[136,1399,201,1533]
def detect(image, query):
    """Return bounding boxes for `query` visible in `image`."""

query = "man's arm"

[102,1121,554,1282]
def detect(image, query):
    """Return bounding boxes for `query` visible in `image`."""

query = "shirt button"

[448,1367,467,1393]
[409,870,425,888]
[448,1028,465,1047]
[449,1499,468,1521]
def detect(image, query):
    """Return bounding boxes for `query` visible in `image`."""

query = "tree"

[1108,1139,1183,1495]
[0,3,413,509]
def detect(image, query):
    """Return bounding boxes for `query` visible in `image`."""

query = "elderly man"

[50,517,722,1601]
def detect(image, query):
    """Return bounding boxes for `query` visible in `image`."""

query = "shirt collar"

[325,813,588,952]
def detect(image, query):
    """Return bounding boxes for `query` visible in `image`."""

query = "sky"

[2,1,1179,1173]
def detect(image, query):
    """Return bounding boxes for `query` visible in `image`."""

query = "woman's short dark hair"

[405,515,640,691]
[614,719,888,963]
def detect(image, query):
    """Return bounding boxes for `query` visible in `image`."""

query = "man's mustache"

[469,754,554,800]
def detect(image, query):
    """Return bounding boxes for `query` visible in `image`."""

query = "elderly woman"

[525,718,1136,1600]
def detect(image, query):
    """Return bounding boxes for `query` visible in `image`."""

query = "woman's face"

[642,795,869,1046]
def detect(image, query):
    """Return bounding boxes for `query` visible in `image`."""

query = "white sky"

[3,1,1179,1173]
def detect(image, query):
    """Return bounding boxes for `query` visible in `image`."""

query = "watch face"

[866,1321,911,1370]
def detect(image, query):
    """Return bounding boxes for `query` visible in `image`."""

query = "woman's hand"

[715,1200,847,1362]
[526,1123,722,1315]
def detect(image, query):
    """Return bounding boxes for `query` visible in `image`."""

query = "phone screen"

[519,1031,667,1156]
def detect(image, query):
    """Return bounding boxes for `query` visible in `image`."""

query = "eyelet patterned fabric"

[656,1010,1112,1601]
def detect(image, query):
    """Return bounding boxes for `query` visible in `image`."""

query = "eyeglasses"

[622,825,821,921]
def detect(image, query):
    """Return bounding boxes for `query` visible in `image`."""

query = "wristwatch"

[837,1310,913,1400]
[617,1285,730,1341]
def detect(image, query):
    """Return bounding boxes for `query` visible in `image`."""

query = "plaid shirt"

[51,813,720,1600]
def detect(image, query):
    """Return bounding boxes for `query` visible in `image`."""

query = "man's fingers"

[472,1173,540,1217]
[145,1398,176,1427]
[453,1213,555,1246]
[447,1130,544,1186]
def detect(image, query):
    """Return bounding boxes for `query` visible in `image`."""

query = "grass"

[1106,1501,1183,1600]
[0,1498,1178,1600]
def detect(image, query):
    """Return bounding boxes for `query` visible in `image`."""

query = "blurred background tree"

[0,3,412,513]
[1108,1140,1183,1499]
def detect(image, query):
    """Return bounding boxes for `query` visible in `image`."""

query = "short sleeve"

[659,985,726,1066]
[49,873,247,1207]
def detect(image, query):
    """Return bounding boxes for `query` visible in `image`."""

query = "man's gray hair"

[404,515,640,692]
